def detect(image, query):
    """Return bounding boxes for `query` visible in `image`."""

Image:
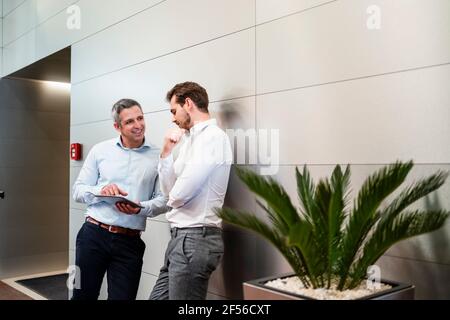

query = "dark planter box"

[243,273,415,300]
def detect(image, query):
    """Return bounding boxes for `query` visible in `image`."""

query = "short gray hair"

[111,99,142,125]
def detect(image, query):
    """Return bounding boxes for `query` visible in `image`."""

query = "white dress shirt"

[158,119,233,228]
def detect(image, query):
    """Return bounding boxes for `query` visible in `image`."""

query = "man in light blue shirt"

[72,98,168,300]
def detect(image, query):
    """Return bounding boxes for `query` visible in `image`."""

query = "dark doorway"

[0,47,71,280]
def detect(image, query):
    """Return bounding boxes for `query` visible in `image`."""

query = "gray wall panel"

[2,0,164,75]
[256,0,334,24]
[2,0,26,18]
[69,165,86,210]
[72,0,254,83]
[257,65,450,165]
[141,220,170,276]
[136,272,157,300]
[69,120,116,164]
[69,209,86,251]
[377,255,450,299]
[257,0,450,94]
[71,29,255,125]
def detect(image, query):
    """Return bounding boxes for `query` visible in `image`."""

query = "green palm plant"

[216,161,449,290]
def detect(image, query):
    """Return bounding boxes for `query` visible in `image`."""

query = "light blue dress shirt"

[73,136,168,231]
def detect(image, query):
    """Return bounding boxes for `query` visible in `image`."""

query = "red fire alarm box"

[70,143,82,161]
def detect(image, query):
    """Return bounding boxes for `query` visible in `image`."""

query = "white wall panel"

[3,0,77,45]
[34,0,162,63]
[136,272,157,300]
[2,0,26,17]
[3,0,35,45]
[72,0,254,83]
[2,29,35,76]
[144,111,173,149]
[256,0,333,24]
[35,0,79,25]
[69,165,87,211]
[71,29,255,125]
[257,65,450,165]
[210,97,256,167]
[257,0,450,94]
[68,249,74,266]
[141,220,170,276]
[69,209,86,251]
[98,275,108,300]
[70,120,116,165]
[2,0,162,75]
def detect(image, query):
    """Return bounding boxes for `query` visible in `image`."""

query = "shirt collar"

[115,136,151,150]
[189,118,217,135]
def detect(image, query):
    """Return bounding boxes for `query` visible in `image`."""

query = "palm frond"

[296,166,324,230]
[217,162,449,292]
[337,161,414,289]
[236,167,300,234]
[380,171,448,226]
[287,219,322,288]
[326,165,351,287]
[348,210,449,288]
[215,206,310,286]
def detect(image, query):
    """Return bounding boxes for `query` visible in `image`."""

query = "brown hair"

[166,82,209,113]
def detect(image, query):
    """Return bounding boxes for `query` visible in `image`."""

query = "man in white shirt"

[150,82,233,300]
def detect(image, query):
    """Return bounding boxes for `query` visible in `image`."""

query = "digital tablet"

[92,194,144,209]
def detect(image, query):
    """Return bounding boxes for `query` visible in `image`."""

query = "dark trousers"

[71,221,145,300]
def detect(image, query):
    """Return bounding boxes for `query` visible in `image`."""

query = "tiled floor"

[0,281,32,300]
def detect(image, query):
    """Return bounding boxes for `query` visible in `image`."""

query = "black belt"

[171,226,222,237]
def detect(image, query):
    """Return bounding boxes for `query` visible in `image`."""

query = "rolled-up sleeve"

[139,175,170,217]
[158,154,177,196]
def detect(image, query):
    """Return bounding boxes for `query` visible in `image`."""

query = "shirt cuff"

[158,153,174,172]
[84,186,104,204]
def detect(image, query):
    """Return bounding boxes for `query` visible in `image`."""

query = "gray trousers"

[149,226,224,300]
